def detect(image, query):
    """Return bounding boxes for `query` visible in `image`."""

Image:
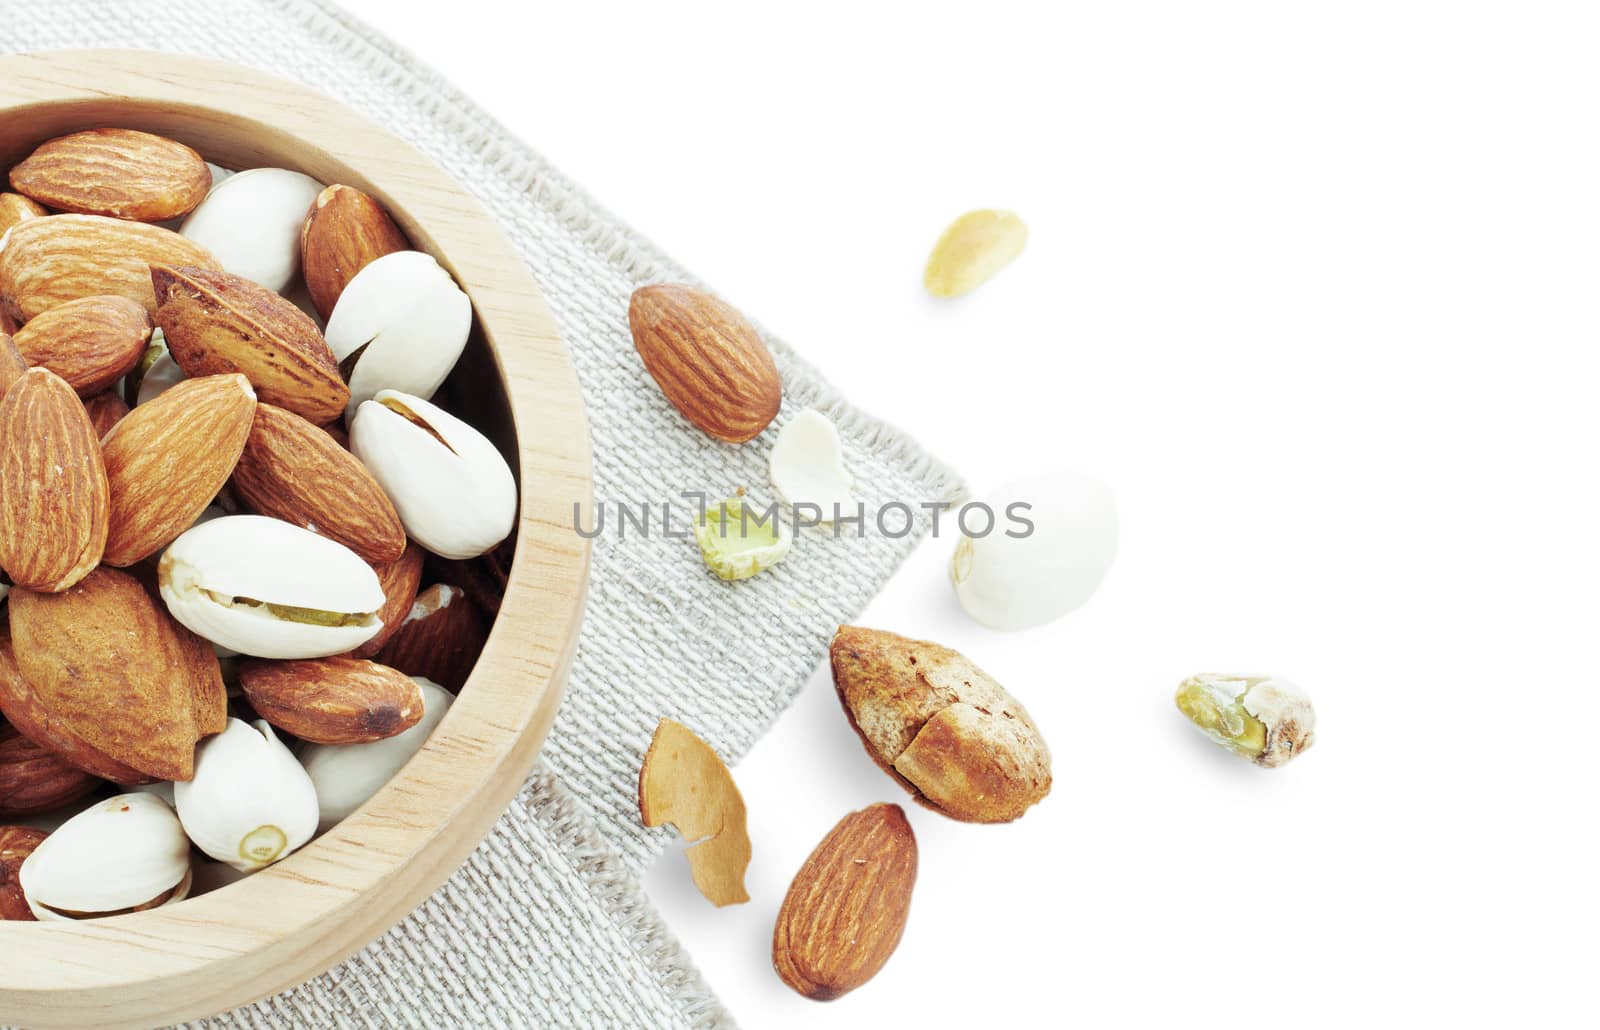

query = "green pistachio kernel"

[695,498,791,581]
[233,596,369,628]
[1175,674,1268,758]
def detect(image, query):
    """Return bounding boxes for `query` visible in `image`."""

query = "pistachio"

[158,514,385,658]
[323,251,471,421]
[18,793,191,921]
[179,168,324,293]
[769,409,854,519]
[349,390,516,560]
[1175,674,1316,768]
[695,497,791,580]
[300,677,452,831]
[124,328,185,407]
[174,719,318,871]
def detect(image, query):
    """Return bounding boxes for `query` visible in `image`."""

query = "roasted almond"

[0,214,220,324]
[0,334,24,399]
[353,541,425,659]
[0,368,109,592]
[11,295,152,397]
[0,194,46,238]
[239,656,424,744]
[152,264,348,424]
[628,284,782,443]
[82,389,129,439]
[374,583,487,693]
[101,373,256,567]
[9,129,211,222]
[0,722,100,816]
[7,566,226,782]
[230,402,405,563]
[772,804,918,1001]
[300,184,409,321]
[0,824,48,921]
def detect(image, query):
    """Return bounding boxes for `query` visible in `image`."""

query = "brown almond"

[9,129,211,222]
[0,626,152,785]
[11,295,152,397]
[100,373,256,567]
[300,184,409,320]
[0,824,48,921]
[0,722,100,816]
[230,402,405,563]
[152,264,348,424]
[0,194,46,238]
[772,804,918,1001]
[7,567,226,782]
[628,284,782,443]
[0,368,109,592]
[829,626,1051,823]
[353,542,425,659]
[0,214,220,324]
[239,657,424,744]
[374,583,487,693]
[0,334,25,399]
[82,389,130,439]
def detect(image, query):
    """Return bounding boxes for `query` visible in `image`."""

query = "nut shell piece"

[829,625,1051,823]
[638,718,751,907]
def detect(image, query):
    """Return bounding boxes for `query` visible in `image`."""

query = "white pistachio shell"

[349,390,517,560]
[19,793,192,920]
[301,678,453,832]
[951,474,1119,631]
[769,408,855,519]
[179,167,324,292]
[324,251,472,421]
[159,514,386,658]
[135,328,185,406]
[175,719,319,871]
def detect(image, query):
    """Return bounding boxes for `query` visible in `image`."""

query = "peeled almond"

[769,408,855,520]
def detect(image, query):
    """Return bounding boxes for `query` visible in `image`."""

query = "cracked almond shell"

[829,625,1051,823]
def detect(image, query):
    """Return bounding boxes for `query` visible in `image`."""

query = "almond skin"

[353,541,425,659]
[374,583,487,692]
[240,656,424,744]
[9,129,211,222]
[628,284,782,443]
[100,373,256,567]
[0,722,100,816]
[0,368,109,592]
[772,804,918,1001]
[0,334,25,399]
[0,214,221,324]
[0,626,152,785]
[6,566,226,782]
[300,184,409,320]
[230,402,406,563]
[0,824,48,921]
[0,194,46,238]
[152,264,348,424]
[82,389,129,439]
[11,295,152,397]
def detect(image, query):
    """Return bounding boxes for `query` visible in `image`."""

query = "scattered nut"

[769,408,854,518]
[1175,674,1316,768]
[695,497,792,580]
[922,208,1028,297]
[638,718,751,907]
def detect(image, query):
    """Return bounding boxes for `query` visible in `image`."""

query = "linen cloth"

[0,2,966,1025]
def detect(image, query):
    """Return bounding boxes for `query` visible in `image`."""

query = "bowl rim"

[0,49,591,1026]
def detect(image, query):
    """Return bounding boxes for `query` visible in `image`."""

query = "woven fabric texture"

[0,1,965,1026]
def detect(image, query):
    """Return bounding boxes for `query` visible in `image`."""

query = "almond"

[0,368,109,592]
[9,129,211,223]
[628,284,782,443]
[82,389,129,439]
[0,722,100,816]
[152,264,348,424]
[0,214,220,324]
[6,566,226,782]
[0,194,46,238]
[772,804,918,1001]
[0,625,151,785]
[300,184,409,321]
[239,656,424,744]
[353,541,424,659]
[374,583,487,692]
[100,373,256,567]
[0,334,25,399]
[230,402,405,563]
[0,824,48,921]
[11,295,152,397]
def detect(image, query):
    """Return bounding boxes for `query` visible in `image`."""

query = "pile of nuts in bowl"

[0,128,516,921]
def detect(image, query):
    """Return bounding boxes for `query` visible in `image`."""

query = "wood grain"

[0,50,591,1029]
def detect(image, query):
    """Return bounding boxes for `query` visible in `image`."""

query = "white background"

[344,3,1597,1026]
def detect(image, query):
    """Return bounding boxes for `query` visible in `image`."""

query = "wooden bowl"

[0,50,591,1028]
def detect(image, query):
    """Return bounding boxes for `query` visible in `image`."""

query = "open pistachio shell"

[176,719,318,871]
[19,793,190,920]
